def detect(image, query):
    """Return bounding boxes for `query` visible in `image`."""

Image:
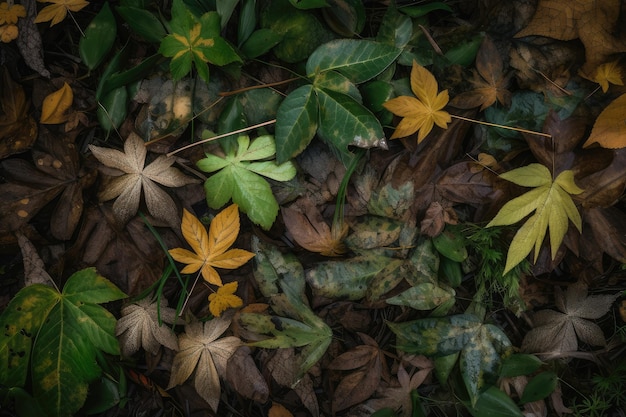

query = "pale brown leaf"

[225,346,269,403]
[16,230,53,287]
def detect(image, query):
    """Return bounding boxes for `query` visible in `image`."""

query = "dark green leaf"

[240,28,283,58]
[275,84,319,163]
[499,354,543,378]
[399,2,453,18]
[79,3,117,70]
[116,6,166,43]
[520,371,558,404]
[313,70,362,101]
[289,0,328,9]
[97,87,128,132]
[469,386,524,417]
[238,0,257,45]
[432,228,468,262]
[376,6,413,49]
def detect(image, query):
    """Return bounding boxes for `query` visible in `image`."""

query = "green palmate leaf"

[487,164,583,274]
[306,39,401,83]
[0,268,126,417]
[79,3,117,70]
[275,85,319,164]
[197,135,296,230]
[316,88,385,155]
[388,314,512,405]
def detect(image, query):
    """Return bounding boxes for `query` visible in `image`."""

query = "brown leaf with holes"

[282,198,347,256]
[450,36,512,110]
[514,0,626,75]
[0,128,95,240]
[521,281,620,356]
[0,67,38,158]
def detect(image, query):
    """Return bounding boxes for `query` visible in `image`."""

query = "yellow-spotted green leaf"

[386,283,455,310]
[79,3,117,70]
[0,268,126,417]
[345,215,403,250]
[388,314,512,406]
[306,39,401,84]
[313,70,362,101]
[197,135,296,230]
[487,164,583,274]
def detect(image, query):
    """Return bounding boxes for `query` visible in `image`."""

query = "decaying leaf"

[282,198,347,256]
[383,60,451,142]
[0,66,37,158]
[167,315,241,412]
[583,93,626,149]
[487,164,583,274]
[225,346,269,404]
[168,205,254,287]
[521,281,620,356]
[17,0,50,78]
[450,36,512,110]
[16,231,52,287]
[89,132,200,227]
[115,297,179,356]
[40,82,73,124]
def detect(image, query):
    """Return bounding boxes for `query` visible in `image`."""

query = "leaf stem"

[450,114,552,138]
[218,77,299,97]
[165,119,277,156]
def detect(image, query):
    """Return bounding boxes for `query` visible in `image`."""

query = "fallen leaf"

[268,402,294,417]
[225,346,269,403]
[208,281,244,317]
[0,66,37,158]
[487,164,583,273]
[40,82,73,124]
[89,132,200,227]
[583,93,626,149]
[383,60,451,142]
[168,205,254,287]
[17,0,50,78]
[115,297,179,357]
[521,281,620,355]
[15,231,52,287]
[34,0,90,26]
[588,60,624,92]
[450,36,512,110]
[514,0,626,75]
[282,198,347,256]
[167,315,241,412]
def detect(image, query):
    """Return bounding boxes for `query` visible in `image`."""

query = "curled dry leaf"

[167,315,241,412]
[89,132,200,227]
[115,297,179,357]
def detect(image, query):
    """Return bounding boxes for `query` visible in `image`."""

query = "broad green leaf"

[499,353,543,378]
[305,254,391,299]
[97,86,128,132]
[79,3,117,70]
[487,165,583,274]
[313,70,362,101]
[275,84,319,164]
[432,227,468,262]
[238,0,256,45]
[0,268,126,417]
[316,88,385,153]
[386,283,455,310]
[376,6,413,49]
[198,135,296,230]
[116,6,166,43]
[468,386,524,417]
[240,28,283,58]
[520,371,558,404]
[306,39,401,83]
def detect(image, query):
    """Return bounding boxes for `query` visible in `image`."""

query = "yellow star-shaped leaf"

[169,205,254,286]
[383,61,451,142]
[592,61,624,93]
[208,281,243,317]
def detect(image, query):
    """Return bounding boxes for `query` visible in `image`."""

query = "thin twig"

[450,114,552,138]
[218,77,299,97]
[166,119,277,157]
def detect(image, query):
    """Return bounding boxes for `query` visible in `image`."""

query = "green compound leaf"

[0,268,126,417]
[275,84,319,164]
[197,135,296,230]
[388,314,512,406]
[487,164,583,274]
[306,39,401,84]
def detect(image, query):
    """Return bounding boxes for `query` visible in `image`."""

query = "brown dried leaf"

[225,346,269,403]
[514,0,626,75]
[17,0,50,78]
[0,67,38,158]
[16,230,52,287]
[267,348,319,417]
[89,133,200,227]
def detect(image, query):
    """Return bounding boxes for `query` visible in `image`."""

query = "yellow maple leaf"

[208,281,243,317]
[592,61,624,93]
[383,61,451,142]
[169,205,254,286]
[40,82,73,124]
[34,0,89,26]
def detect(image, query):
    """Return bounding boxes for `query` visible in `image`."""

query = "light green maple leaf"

[487,164,583,274]
[197,135,296,230]
[158,0,241,82]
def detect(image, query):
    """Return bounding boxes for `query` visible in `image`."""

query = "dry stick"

[218,77,299,97]
[179,272,201,316]
[166,119,277,157]
[450,114,552,138]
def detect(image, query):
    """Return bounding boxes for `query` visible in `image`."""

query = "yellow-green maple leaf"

[487,164,583,274]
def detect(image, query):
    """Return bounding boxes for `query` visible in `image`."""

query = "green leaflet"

[240,237,332,381]
[388,314,512,406]
[0,268,126,417]
[487,164,583,274]
[197,135,296,230]
[79,3,116,70]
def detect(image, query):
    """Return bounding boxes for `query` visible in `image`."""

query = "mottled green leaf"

[386,283,455,310]
[313,70,362,101]
[345,215,403,250]
[367,181,414,219]
[406,237,439,286]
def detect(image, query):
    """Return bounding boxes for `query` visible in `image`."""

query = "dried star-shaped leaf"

[167,316,241,412]
[383,60,451,142]
[34,0,89,26]
[208,281,243,317]
[168,205,254,286]
[89,132,199,227]
[522,282,620,355]
[115,297,179,356]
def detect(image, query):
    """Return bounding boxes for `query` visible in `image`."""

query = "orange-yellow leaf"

[383,61,450,142]
[40,82,73,124]
[169,205,254,287]
[208,281,243,317]
[592,61,624,93]
[34,0,89,26]
[583,93,626,149]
